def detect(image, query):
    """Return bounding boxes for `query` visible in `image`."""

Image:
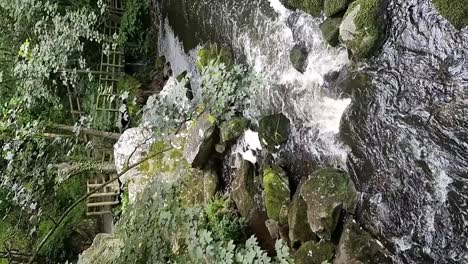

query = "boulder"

[280,0,324,17]
[431,0,468,30]
[324,0,350,17]
[290,44,308,73]
[320,17,343,47]
[288,196,317,249]
[263,166,290,221]
[339,0,386,58]
[77,234,121,264]
[258,113,291,151]
[334,220,391,264]
[219,117,250,144]
[279,204,289,226]
[294,241,335,264]
[181,168,218,206]
[183,112,217,168]
[265,219,281,240]
[231,161,257,219]
[300,168,357,239]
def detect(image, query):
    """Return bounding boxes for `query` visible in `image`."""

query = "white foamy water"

[159,0,352,165]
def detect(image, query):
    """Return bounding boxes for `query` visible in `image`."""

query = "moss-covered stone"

[324,0,350,17]
[335,220,391,264]
[181,168,218,206]
[431,0,468,30]
[77,234,121,264]
[231,161,257,219]
[290,44,308,73]
[294,241,335,264]
[320,17,343,47]
[280,0,324,17]
[288,196,316,249]
[264,166,290,221]
[183,112,217,168]
[196,43,233,72]
[339,0,386,58]
[219,117,250,144]
[258,113,291,151]
[279,204,289,226]
[300,168,357,239]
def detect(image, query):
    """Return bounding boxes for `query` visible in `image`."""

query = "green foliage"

[114,180,293,263]
[201,63,262,122]
[119,0,154,59]
[196,44,233,72]
[205,197,248,244]
[431,0,468,30]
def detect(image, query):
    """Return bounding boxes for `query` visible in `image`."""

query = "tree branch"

[27,146,173,264]
[50,123,122,140]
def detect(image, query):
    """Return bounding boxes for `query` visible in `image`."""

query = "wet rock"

[324,0,350,17]
[279,204,289,226]
[231,161,257,219]
[181,168,218,206]
[334,220,391,264]
[431,0,468,30]
[196,43,233,72]
[288,196,316,249]
[77,234,121,264]
[339,0,386,58]
[320,17,343,47]
[265,219,281,239]
[219,117,250,144]
[183,112,217,168]
[280,0,324,17]
[232,160,276,253]
[300,168,357,239]
[294,241,335,264]
[264,166,290,221]
[290,44,308,73]
[279,225,291,246]
[258,113,291,151]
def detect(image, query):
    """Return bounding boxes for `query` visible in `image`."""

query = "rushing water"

[158,0,468,262]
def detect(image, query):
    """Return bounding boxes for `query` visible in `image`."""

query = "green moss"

[263,166,290,221]
[294,241,335,264]
[324,0,350,17]
[340,0,385,58]
[196,43,233,72]
[281,0,324,17]
[300,168,357,239]
[139,140,189,176]
[258,113,291,151]
[219,117,250,143]
[431,0,468,30]
[320,17,343,47]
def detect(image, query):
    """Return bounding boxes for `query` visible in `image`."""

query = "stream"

[157,0,468,262]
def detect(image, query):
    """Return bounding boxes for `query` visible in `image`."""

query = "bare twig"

[27,147,173,264]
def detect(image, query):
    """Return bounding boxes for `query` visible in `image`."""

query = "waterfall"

[159,0,351,167]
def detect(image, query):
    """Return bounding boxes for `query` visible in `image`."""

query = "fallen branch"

[27,146,173,264]
[51,123,122,140]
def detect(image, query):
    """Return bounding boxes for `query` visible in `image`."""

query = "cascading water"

[157,0,468,262]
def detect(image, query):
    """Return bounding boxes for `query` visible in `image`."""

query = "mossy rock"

[263,166,290,221]
[294,241,335,264]
[196,43,233,72]
[339,0,386,58]
[231,161,258,219]
[183,112,218,168]
[431,0,468,30]
[181,168,219,206]
[288,196,316,249]
[281,0,324,17]
[324,0,350,17]
[335,220,391,264]
[290,44,308,73]
[77,234,121,264]
[279,204,289,226]
[300,168,357,239]
[219,117,250,144]
[320,17,343,47]
[258,113,291,151]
